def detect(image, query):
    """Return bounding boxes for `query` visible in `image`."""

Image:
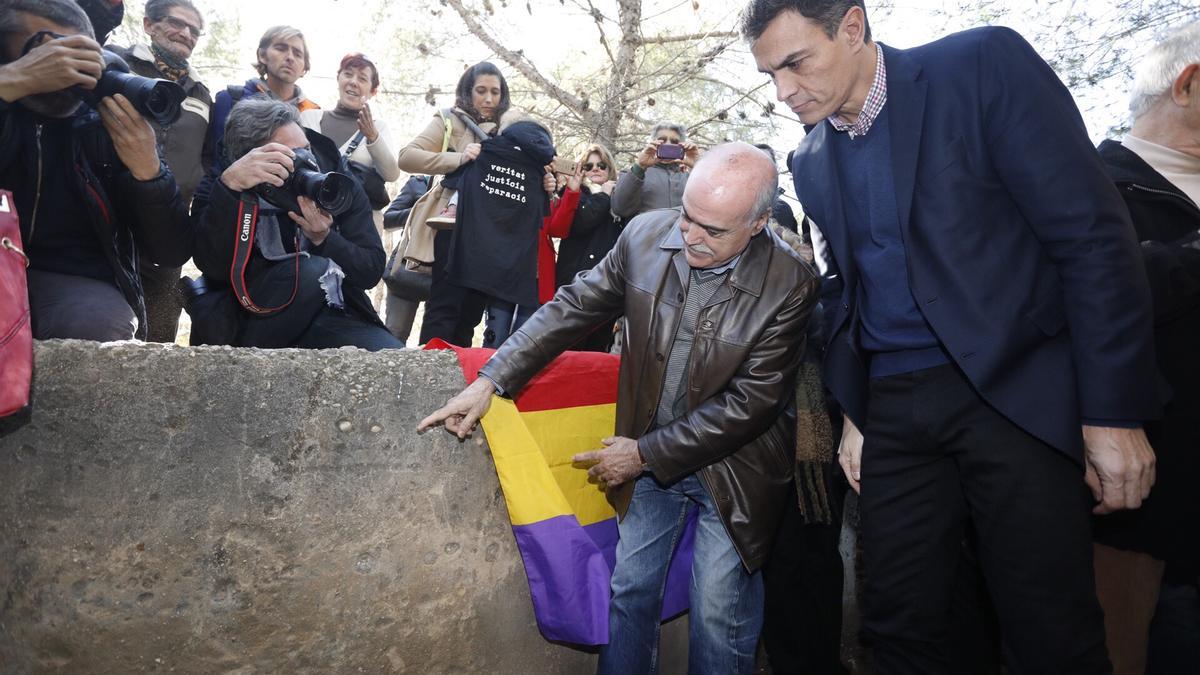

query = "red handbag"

[0,189,32,431]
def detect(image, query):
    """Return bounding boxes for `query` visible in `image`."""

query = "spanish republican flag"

[427,340,695,646]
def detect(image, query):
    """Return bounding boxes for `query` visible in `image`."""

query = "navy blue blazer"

[791,27,1159,461]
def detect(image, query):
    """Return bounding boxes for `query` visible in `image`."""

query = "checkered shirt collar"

[828,43,887,138]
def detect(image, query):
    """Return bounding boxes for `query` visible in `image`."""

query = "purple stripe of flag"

[512,515,614,645]
[512,509,698,645]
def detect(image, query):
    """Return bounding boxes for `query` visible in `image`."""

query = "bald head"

[678,142,780,269]
[687,142,780,227]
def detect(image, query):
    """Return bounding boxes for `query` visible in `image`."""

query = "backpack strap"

[439,108,492,148]
[438,108,454,152]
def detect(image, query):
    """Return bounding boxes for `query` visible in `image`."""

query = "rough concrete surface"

[0,340,614,674]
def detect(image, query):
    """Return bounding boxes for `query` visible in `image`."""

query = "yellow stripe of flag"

[481,397,617,527]
[521,404,618,528]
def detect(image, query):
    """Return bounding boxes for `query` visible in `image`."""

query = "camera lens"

[314,173,354,215]
[139,81,185,125]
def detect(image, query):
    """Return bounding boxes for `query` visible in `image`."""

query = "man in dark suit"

[742,1,1160,672]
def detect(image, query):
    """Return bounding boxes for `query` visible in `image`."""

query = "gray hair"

[747,165,780,224]
[0,0,94,42]
[1129,21,1200,120]
[223,98,300,163]
[649,121,688,143]
[145,0,204,28]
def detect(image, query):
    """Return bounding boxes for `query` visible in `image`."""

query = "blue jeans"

[598,473,764,675]
[482,300,534,348]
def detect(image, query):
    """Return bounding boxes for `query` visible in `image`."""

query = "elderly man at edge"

[1093,20,1200,675]
[420,142,818,674]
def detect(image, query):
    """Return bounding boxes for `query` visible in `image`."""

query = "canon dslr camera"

[21,31,186,126]
[254,148,355,216]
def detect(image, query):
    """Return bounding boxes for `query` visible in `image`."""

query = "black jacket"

[0,98,192,339]
[795,31,1158,461]
[192,128,386,347]
[553,189,622,289]
[382,175,432,230]
[1093,139,1200,574]
[446,121,555,306]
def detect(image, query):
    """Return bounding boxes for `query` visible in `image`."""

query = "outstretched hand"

[417,376,497,439]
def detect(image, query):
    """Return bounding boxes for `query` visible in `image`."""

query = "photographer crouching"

[0,0,192,341]
[190,98,402,350]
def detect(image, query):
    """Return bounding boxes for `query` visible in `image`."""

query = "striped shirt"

[656,268,730,425]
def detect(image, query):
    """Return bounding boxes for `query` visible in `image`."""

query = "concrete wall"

[0,341,623,673]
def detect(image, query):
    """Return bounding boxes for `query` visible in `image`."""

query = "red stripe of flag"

[425,339,619,412]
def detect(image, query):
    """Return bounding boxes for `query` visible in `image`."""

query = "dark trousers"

[138,256,183,343]
[419,229,487,346]
[419,280,488,346]
[27,269,136,341]
[762,483,849,675]
[1147,571,1200,674]
[293,306,404,351]
[859,364,1109,675]
[384,294,419,345]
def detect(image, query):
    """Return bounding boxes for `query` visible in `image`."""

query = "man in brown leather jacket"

[420,142,818,674]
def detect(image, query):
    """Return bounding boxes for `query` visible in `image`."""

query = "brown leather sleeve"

[639,271,818,484]
[478,221,635,393]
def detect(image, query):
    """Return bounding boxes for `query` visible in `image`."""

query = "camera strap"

[230,194,301,316]
[343,132,366,159]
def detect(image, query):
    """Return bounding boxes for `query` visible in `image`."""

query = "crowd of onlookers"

[2,0,1198,673]
[1,0,810,354]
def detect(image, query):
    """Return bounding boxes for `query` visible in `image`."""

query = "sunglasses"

[582,162,608,172]
[162,15,203,39]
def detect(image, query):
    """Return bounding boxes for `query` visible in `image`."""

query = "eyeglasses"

[162,15,203,39]
[582,162,608,172]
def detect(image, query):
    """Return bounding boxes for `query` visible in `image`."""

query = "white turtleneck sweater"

[1122,134,1200,207]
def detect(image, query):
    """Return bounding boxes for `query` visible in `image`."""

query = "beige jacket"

[397,108,499,176]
